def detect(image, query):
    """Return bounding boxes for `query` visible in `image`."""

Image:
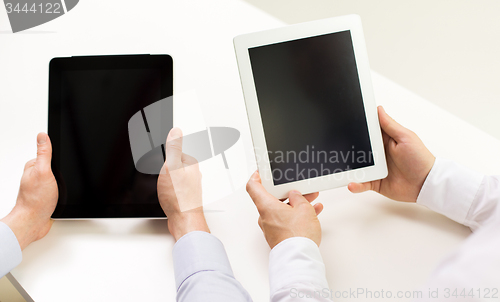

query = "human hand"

[1,133,58,250]
[157,128,209,241]
[246,172,323,249]
[348,106,435,202]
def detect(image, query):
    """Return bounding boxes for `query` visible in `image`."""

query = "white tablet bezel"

[234,15,387,199]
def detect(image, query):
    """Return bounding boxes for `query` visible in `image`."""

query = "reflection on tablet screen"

[249,30,374,185]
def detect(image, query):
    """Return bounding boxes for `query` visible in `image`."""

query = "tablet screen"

[249,30,374,185]
[49,55,172,218]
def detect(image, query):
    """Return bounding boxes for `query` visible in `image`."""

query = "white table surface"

[2,0,500,301]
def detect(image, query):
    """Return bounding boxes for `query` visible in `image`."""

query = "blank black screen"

[49,55,172,218]
[60,69,160,205]
[249,30,373,185]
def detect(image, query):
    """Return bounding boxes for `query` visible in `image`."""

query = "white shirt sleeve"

[416,157,499,231]
[0,221,22,278]
[415,157,500,301]
[172,231,252,302]
[269,237,331,302]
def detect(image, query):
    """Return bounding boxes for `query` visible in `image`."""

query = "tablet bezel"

[234,15,387,198]
[49,54,173,219]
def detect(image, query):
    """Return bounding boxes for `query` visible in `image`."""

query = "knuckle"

[166,162,177,172]
[37,147,49,156]
[297,202,311,210]
[36,167,52,179]
[405,128,415,136]
[246,181,253,193]
[159,163,168,175]
[24,159,35,169]
[189,155,199,164]
[167,141,182,152]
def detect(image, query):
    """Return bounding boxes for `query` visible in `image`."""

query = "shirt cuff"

[416,157,484,225]
[0,222,22,278]
[269,237,329,295]
[172,231,234,291]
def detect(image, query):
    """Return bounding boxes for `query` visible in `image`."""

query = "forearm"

[173,231,252,302]
[269,237,331,302]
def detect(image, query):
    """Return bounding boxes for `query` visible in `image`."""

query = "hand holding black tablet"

[234,15,388,198]
[49,55,173,219]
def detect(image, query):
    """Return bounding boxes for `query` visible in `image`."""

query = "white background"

[1,1,500,301]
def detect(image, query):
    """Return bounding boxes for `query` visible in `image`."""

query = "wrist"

[1,206,45,250]
[167,210,210,242]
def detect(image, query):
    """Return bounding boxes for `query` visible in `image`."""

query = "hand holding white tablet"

[348,106,435,202]
[246,171,323,249]
[235,15,388,198]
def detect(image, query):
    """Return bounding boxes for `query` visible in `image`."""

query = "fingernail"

[290,190,300,196]
[251,171,259,180]
[37,133,46,145]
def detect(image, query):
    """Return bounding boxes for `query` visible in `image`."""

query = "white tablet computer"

[234,15,388,199]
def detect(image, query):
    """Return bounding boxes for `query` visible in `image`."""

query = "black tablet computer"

[49,55,173,219]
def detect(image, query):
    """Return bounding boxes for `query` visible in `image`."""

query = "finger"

[246,171,276,209]
[280,192,318,204]
[313,203,323,215]
[304,192,319,203]
[181,153,198,166]
[378,106,407,143]
[35,132,52,173]
[347,182,372,193]
[288,190,309,207]
[24,159,36,171]
[165,128,183,170]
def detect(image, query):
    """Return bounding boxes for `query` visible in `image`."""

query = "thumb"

[246,171,276,211]
[165,128,183,170]
[378,106,407,143]
[347,181,372,194]
[288,190,309,208]
[35,132,52,173]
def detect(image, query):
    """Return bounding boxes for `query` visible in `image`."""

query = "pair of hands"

[158,105,435,248]
[1,128,210,248]
[2,106,434,251]
[246,106,435,248]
